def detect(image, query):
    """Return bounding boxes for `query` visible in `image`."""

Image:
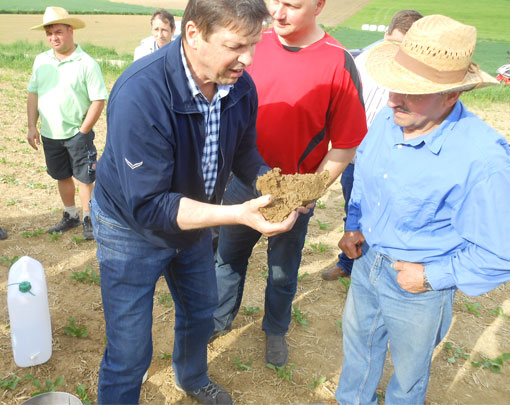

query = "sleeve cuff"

[425,259,456,291]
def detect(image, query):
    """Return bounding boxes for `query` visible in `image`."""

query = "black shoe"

[177,380,233,404]
[48,212,81,234]
[83,216,93,240]
[265,335,288,367]
[0,227,7,240]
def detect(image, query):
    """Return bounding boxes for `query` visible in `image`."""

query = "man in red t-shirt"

[213,0,367,367]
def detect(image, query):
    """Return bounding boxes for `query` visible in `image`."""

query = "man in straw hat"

[27,6,107,240]
[90,0,307,403]
[335,14,510,403]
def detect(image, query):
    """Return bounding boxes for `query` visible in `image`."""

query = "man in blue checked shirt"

[90,1,309,404]
[335,15,510,404]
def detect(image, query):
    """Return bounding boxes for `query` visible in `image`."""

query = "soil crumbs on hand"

[256,168,329,222]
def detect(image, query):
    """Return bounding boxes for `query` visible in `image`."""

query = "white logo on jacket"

[125,158,143,170]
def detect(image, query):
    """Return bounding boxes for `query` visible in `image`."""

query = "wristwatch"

[423,272,433,291]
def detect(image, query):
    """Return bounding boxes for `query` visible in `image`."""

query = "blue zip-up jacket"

[94,38,266,249]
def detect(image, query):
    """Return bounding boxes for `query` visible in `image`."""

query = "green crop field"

[0,0,181,15]
[340,0,509,41]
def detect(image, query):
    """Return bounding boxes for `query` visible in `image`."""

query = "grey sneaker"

[265,335,288,367]
[0,226,7,240]
[48,212,81,234]
[83,216,93,240]
[176,380,233,404]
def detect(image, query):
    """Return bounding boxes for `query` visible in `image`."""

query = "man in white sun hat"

[335,14,510,404]
[27,7,107,240]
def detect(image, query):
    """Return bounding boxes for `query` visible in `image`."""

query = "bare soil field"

[0,0,372,55]
[0,63,510,404]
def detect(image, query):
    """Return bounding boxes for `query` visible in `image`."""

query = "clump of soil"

[256,168,330,222]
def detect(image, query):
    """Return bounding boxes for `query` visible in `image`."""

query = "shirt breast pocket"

[392,194,438,232]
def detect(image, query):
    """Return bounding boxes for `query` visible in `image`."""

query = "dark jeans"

[213,175,313,336]
[337,163,354,274]
[90,197,217,404]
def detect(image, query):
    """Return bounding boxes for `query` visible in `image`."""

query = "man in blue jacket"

[90,1,304,404]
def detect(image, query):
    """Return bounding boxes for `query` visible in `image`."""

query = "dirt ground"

[0,62,510,404]
[1,2,510,404]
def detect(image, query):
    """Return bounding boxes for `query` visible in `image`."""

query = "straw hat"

[365,14,498,94]
[30,6,86,31]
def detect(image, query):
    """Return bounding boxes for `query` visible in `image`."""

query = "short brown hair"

[151,9,175,31]
[387,9,423,35]
[181,0,270,41]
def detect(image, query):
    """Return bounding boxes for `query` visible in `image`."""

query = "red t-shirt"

[247,29,367,174]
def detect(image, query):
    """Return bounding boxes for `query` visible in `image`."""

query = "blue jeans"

[336,244,455,404]
[213,175,313,336]
[337,163,354,274]
[90,197,217,404]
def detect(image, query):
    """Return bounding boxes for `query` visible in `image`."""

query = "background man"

[213,0,367,368]
[91,1,306,404]
[27,7,107,240]
[322,9,423,280]
[134,9,176,61]
[336,15,510,404]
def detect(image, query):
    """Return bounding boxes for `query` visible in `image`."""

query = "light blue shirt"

[347,101,510,296]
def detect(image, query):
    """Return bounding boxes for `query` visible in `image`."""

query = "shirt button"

[377,202,381,206]
[368,227,372,232]
[397,144,403,149]
[383,173,388,179]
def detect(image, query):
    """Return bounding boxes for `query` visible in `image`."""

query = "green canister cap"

[18,281,32,293]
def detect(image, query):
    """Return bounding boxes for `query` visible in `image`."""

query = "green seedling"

[0,175,18,185]
[266,363,296,382]
[76,384,91,405]
[335,320,343,331]
[48,231,63,241]
[0,374,20,390]
[464,299,481,317]
[310,242,329,252]
[297,272,309,281]
[444,342,470,364]
[25,375,64,397]
[307,376,326,389]
[1,255,20,267]
[6,199,19,206]
[0,157,6,164]
[158,352,172,360]
[471,353,510,373]
[72,236,86,244]
[21,228,45,238]
[316,219,331,230]
[243,306,260,316]
[292,306,308,328]
[258,267,269,280]
[490,306,509,318]
[158,292,173,309]
[316,200,326,209]
[338,277,351,292]
[63,316,88,338]
[71,265,101,284]
[233,357,253,371]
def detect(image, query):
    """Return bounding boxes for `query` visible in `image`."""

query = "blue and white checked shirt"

[181,44,232,199]
[347,101,510,296]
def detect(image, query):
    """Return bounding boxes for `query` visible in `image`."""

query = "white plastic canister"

[7,256,52,367]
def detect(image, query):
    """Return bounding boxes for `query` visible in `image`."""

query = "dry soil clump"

[256,168,329,222]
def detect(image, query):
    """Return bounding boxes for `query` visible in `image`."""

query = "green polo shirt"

[27,45,108,140]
